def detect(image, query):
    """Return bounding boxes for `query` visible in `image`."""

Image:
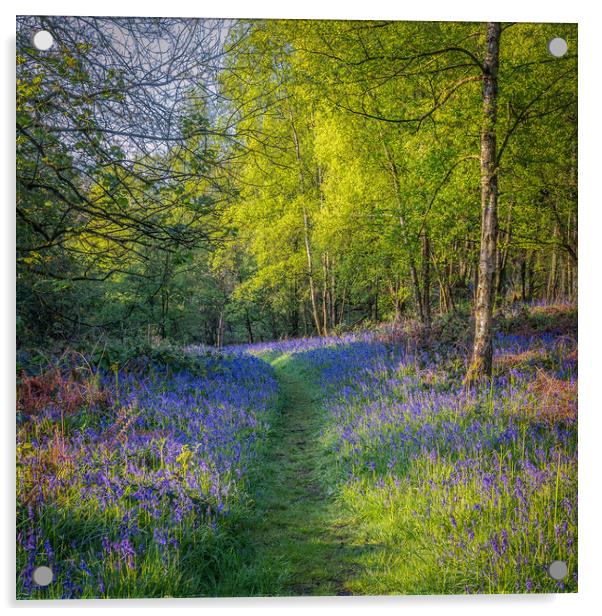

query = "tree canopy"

[17,17,577,370]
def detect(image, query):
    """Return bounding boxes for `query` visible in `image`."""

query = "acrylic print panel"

[16,15,577,599]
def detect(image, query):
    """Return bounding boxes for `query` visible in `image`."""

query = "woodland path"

[239,354,359,596]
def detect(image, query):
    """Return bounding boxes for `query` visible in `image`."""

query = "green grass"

[221,350,473,597]
[221,340,576,596]
[19,326,576,598]
[218,353,364,596]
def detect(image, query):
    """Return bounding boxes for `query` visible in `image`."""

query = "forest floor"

[16,305,577,598]
[224,305,578,596]
[237,353,362,596]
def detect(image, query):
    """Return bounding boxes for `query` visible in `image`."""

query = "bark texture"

[466,22,501,384]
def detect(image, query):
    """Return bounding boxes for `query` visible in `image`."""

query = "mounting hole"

[32,565,53,586]
[548,37,568,58]
[548,560,568,581]
[32,30,54,51]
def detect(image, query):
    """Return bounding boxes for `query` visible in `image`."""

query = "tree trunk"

[245,308,254,343]
[547,224,559,303]
[290,279,300,337]
[380,133,424,322]
[216,310,225,348]
[160,289,168,339]
[374,278,380,323]
[526,250,536,301]
[338,285,347,325]
[495,202,513,305]
[432,255,454,315]
[520,255,527,302]
[389,279,403,323]
[301,298,308,336]
[446,260,456,313]
[289,107,322,337]
[303,207,322,335]
[566,211,576,302]
[421,232,431,330]
[570,204,578,302]
[330,254,336,328]
[466,22,501,384]
[321,252,329,335]
[159,251,171,339]
[410,260,424,322]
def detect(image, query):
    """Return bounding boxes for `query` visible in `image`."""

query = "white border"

[3,1,600,614]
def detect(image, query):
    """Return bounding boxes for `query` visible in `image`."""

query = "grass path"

[234,353,359,596]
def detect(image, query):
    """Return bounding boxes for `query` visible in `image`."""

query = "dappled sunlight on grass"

[16,353,278,598]
[279,306,577,594]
